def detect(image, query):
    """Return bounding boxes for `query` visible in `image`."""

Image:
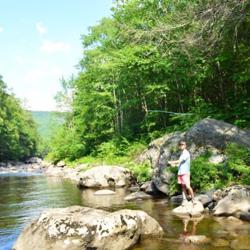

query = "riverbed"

[0,172,249,250]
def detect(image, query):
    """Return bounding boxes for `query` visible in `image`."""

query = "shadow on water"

[0,172,249,250]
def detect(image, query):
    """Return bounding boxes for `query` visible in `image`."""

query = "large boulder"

[77,166,136,188]
[138,118,250,195]
[213,185,250,219]
[13,206,163,250]
[186,118,250,149]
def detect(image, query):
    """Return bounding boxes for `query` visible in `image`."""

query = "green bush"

[126,162,151,183]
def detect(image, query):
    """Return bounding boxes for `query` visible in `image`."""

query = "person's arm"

[168,159,180,167]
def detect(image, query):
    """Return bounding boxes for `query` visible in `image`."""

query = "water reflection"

[180,216,203,236]
[81,188,127,209]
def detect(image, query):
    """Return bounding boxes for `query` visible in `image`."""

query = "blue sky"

[0,0,113,111]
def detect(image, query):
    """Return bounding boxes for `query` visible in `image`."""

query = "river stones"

[78,166,136,188]
[13,206,163,250]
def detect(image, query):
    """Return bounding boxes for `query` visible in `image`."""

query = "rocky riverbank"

[1,158,250,222]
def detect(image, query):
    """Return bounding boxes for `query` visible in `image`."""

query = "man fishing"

[168,141,195,204]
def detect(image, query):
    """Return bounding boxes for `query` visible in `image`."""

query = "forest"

[0,76,38,161]
[48,0,250,163]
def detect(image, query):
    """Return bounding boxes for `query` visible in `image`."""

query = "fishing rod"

[147,110,193,115]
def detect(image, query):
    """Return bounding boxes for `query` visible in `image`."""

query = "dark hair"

[179,141,187,146]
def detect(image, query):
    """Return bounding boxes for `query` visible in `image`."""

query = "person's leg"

[181,184,188,203]
[185,174,194,201]
[187,186,194,201]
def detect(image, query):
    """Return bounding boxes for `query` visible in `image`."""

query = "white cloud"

[0,26,4,32]
[40,40,71,53]
[36,22,47,35]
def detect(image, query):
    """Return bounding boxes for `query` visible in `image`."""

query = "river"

[0,172,249,250]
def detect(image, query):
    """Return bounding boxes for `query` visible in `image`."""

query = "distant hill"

[31,111,65,140]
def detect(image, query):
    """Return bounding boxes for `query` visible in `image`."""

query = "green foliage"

[225,143,250,184]
[126,162,151,183]
[0,76,39,161]
[48,0,250,165]
[47,122,86,163]
[169,143,250,195]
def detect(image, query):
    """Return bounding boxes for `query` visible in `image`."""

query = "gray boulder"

[213,185,250,218]
[186,118,250,149]
[13,206,163,250]
[78,166,136,188]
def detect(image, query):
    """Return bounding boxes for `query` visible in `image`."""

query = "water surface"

[0,172,249,250]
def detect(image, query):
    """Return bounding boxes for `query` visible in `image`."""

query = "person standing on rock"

[168,141,195,204]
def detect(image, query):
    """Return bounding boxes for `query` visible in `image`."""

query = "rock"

[77,166,136,188]
[140,181,163,196]
[45,166,65,177]
[124,191,153,201]
[26,157,42,164]
[94,189,115,195]
[215,216,244,233]
[56,160,66,168]
[207,201,216,210]
[231,236,250,250]
[211,238,230,247]
[184,235,211,244]
[128,185,140,192]
[208,154,225,164]
[195,194,213,207]
[13,206,163,250]
[212,189,223,201]
[172,200,204,217]
[41,160,54,168]
[137,118,250,195]
[186,118,250,149]
[170,194,183,205]
[213,185,250,217]
[239,211,250,222]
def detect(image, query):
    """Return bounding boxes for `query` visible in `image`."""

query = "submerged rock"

[231,236,250,250]
[184,235,211,244]
[94,189,115,195]
[124,191,152,201]
[13,206,163,250]
[211,238,230,247]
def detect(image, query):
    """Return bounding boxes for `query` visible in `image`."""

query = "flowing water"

[0,172,249,250]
